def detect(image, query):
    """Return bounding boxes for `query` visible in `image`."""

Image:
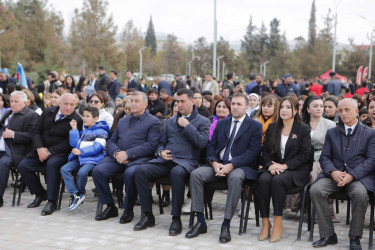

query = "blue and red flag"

[16,63,28,89]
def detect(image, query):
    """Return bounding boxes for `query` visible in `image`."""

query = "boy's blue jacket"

[68,120,110,165]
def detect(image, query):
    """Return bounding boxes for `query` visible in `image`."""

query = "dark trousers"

[0,152,13,197]
[310,178,368,239]
[18,156,67,202]
[257,171,295,217]
[92,161,123,205]
[135,162,189,216]
[92,160,140,211]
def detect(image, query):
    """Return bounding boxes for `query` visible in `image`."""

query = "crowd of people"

[0,66,374,249]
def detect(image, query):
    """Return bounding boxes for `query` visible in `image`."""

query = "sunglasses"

[89,100,101,104]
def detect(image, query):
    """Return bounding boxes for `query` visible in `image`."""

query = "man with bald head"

[18,93,83,215]
[310,98,375,249]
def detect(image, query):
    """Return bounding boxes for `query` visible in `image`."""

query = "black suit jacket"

[262,121,311,186]
[128,79,141,91]
[0,107,40,166]
[28,106,83,158]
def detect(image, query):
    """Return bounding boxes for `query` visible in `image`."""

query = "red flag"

[362,67,369,80]
[356,66,363,85]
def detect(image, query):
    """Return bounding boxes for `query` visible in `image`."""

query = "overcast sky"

[52,0,375,46]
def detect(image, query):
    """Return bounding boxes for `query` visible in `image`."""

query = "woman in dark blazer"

[257,95,311,243]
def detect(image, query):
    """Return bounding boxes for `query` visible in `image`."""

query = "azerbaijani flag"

[16,63,28,89]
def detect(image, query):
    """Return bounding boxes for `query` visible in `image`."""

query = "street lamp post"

[138,46,147,79]
[263,61,270,78]
[212,0,217,78]
[188,60,193,77]
[222,62,225,80]
[216,55,224,80]
[359,15,375,80]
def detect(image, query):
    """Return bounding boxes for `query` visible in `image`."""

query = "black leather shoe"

[185,222,207,238]
[27,193,47,208]
[169,219,182,236]
[162,193,170,207]
[41,201,57,216]
[219,225,231,243]
[95,206,118,221]
[0,197,3,207]
[312,233,338,247]
[133,213,155,231]
[350,238,362,250]
[119,210,134,224]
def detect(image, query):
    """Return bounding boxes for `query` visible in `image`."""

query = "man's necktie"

[56,114,64,122]
[222,120,239,163]
[347,128,352,137]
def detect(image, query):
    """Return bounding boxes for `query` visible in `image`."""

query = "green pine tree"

[145,16,157,56]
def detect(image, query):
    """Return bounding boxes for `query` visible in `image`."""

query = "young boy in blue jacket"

[61,106,110,210]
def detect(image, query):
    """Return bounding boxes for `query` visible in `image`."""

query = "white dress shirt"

[219,115,246,162]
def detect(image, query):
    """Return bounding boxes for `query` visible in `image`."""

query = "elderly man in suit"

[133,89,210,236]
[18,93,83,216]
[310,98,375,250]
[0,91,39,207]
[186,94,263,243]
[92,91,162,222]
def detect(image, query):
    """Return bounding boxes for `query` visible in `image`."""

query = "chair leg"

[309,209,315,242]
[254,192,260,227]
[189,211,194,229]
[204,203,208,219]
[209,202,213,220]
[58,180,65,210]
[336,199,339,213]
[369,200,374,249]
[239,186,246,235]
[12,171,18,207]
[156,182,163,214]
[17,178,22,206]
[346,199,351,225]
[307,192,311,231]
[243,186,253,234]
[297,186,308,241]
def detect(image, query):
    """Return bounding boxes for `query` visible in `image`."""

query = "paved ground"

[0,177,373,250]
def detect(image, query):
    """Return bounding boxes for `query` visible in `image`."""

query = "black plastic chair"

[309,191,351,242]
[154,176,171,214]
[188,179,253,235]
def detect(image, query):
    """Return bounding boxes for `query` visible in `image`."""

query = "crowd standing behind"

[0,66,374,249]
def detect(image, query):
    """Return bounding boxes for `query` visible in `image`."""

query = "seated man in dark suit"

[92,91,162,221]
[310,98,375,249]
[18,93,83,216]
[0,91,40,207]
[134,89,211,236]
[186,94,263,243]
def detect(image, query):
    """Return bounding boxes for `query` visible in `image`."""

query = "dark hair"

[96,90,109,103]
[83,106,99,118]
[48,72,56,78]
[0,93,10,108]
[59,84,68,90]
[65,75,76,90]
[160,88,169,95]
[248,73,256,80]
[176,89,194,99]
[127,70,134,74]
[127,88,137,94]
[52,88,65,96]
[76,76,86,92]
[36,84,45,94]
[222,86,231,91]
[269,95,301,155]
[352,94,364,109]
[301,95,322,124]
[203,95,215,114]
[361,81,368,88]
[98,66,104,71]
[166,99,177,119]
[226,72,234,80]
[90,92,105,105]
[324,96,338,107]
[110,70,118,76]
[74,91,83,100]
[213,97,231,116]
[232,94,249,105]
[367,97,375,110]
[147,88,158,96]
[6,83,16,95]
[254,94,280,121]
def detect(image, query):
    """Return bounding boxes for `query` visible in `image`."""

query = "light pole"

[188,60,193,76]
[263,61,270,78]
[0,26,10,69]
[222,62,225,80]
[332,12,337,71]
[138,46,147,79]
[212,0,217,78]
[216,55,224,80]
[360,15,375,80]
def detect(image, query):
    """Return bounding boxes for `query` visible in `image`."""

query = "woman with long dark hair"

[66,75,76,93]
[257,95,311,243]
